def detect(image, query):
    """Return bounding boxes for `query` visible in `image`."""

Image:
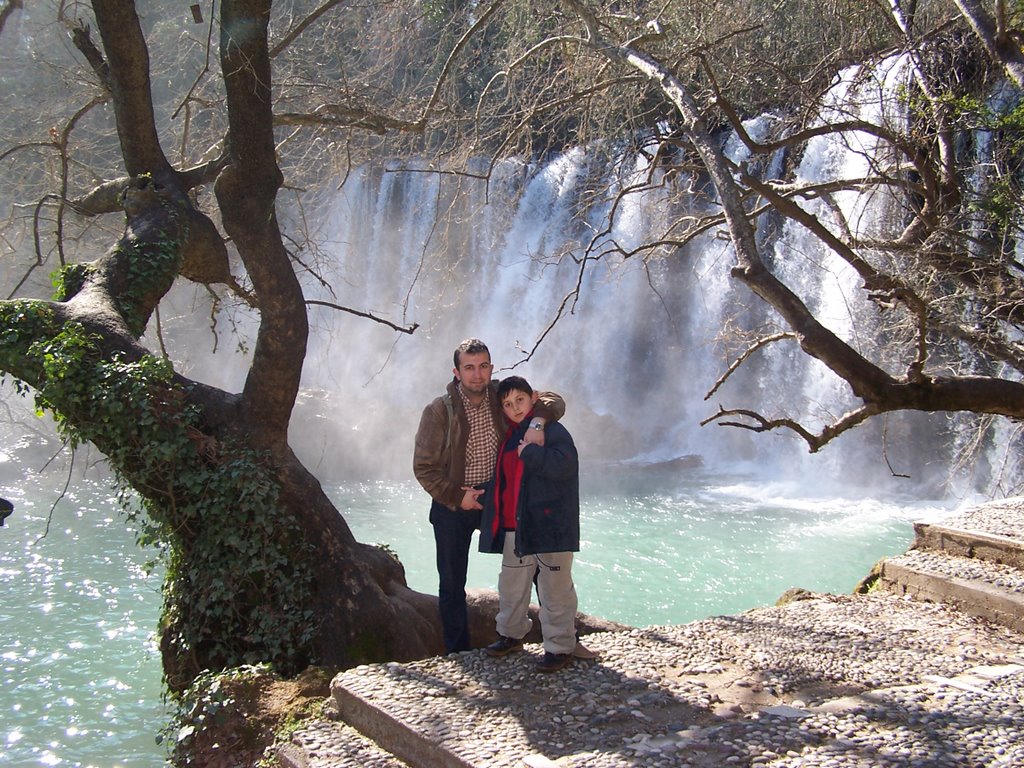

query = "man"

[413,338,564,654]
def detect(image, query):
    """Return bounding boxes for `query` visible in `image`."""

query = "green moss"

[166,664,335,767]
[0,301,58,386]
[161,664,271,765]
[5,317,317,689]
[853,561,884,594]
[50,263,93,301]
[111,175,191,336]
[113,228,187,336]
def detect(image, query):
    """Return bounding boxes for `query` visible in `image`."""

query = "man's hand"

[459,486,485,510]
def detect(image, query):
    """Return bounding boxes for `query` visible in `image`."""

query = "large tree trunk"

[0,172,444,692]
[0,0,449,693]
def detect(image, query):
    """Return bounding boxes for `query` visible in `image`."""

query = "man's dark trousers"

[430,500,482,653]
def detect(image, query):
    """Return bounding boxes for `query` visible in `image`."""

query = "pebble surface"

[283,504,1024,768]
[926,498,1024,542]
[887,548,1024,594]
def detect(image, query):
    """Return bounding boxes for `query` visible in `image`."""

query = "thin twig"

[705,332,795,400]
[34,447,75,545]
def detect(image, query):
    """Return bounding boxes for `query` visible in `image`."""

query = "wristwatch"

[530,422,544,430]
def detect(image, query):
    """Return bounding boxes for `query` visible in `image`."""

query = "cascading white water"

[288,54,993,497]
[748,53,932,488]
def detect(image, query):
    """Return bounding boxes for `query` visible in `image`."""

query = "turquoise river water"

[0,464,953,767]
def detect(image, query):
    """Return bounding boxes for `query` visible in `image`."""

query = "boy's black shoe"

[536,652,572,673]
[485,635,524,657]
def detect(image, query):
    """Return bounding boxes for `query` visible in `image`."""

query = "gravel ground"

[280,503,1024,768]
[887,549,1024,594]
[926,500,1024,541]
[286,593,1024,768]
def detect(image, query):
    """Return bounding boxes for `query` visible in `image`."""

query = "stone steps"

[912,521,1024,568]
[875,501,1024,634]
[274,592,1024,768]
[879,549,1024,632]
[276,717,413,768]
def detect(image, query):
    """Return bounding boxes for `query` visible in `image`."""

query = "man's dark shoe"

[536,651,572,673]
[485,635,524,657]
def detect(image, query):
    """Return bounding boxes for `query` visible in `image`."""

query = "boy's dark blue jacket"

[479,417,580,556]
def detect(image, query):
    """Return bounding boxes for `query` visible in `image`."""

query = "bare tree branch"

[276,104,424,134]
[68,19,111,90]
[216,0,307,442]
[705,332,797,401]
[701,402,879,452]
[563,0,1024,447]
[953,0,1024,88]
[304,299,418,333]
[171,0,217,121]
[415,0,507,128]
[89,0,173,178]
[269,0,346,58]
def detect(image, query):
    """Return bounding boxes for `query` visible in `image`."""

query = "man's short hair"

[454,338,490,368]
[497,375,533,401]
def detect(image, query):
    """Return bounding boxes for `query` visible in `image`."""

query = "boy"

[479,375,581,672]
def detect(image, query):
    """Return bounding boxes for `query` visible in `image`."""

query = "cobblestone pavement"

[280,503,1024,767]
[287,591,1024,768]
[926,497,1024,541]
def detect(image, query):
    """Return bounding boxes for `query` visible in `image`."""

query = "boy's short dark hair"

[454,338,490,368]
[497,375,533,402]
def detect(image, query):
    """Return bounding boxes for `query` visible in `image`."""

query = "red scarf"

[492,412,532,535]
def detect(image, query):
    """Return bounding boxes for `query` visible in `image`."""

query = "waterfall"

[287,55,990,497]
[100,54,1008,499]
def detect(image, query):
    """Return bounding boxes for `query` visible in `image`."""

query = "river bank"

[292,592,1023,768]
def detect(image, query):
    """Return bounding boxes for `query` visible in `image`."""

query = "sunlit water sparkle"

[0,475,167,768]
[330,469,949,628]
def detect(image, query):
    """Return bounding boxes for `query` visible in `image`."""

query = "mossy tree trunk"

[0,0,440,692]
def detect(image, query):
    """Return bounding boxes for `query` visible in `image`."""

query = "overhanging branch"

[701,403,879,453]
[0,0,23,38]
[705,332,796,401]
[562,0,1024,451]
[305,300,418,334]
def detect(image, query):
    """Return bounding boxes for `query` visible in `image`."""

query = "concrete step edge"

[879,559,1024,633]
[275,715,414,768]
[913,522,1024,568]
[331,676,476,768]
